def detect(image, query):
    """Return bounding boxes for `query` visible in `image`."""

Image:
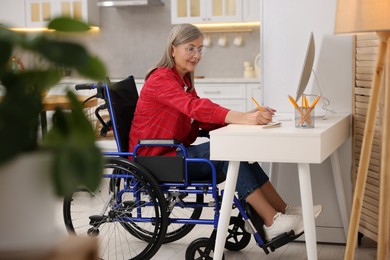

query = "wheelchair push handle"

[75,83,98,90]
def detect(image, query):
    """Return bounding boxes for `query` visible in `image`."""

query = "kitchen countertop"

[1,77,261,96]
[58,77,261,85]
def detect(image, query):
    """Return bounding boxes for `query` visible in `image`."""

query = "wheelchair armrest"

[138,139,181,145]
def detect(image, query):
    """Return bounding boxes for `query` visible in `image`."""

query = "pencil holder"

[295,107,315,128]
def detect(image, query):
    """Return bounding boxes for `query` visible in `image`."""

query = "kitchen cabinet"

[55,0,99,26]
[0,0,98,29]
[246,83,261,111]
[25,0,57,27]
[195,81,261,112]
[196,82,247,111]
[243,0,260,22]
[136,80,261,112]
[171,0,243,24]
[55,78,261,113]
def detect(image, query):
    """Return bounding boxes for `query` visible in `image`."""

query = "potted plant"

[0,17,106,252]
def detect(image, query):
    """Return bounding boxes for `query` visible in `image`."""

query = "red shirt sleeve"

[152,71,229,125]
[129,67,230,156]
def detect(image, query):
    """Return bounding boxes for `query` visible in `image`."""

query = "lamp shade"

[335,0,390,33]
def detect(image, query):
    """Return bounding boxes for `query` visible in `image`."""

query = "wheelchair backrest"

[105,76,138,152]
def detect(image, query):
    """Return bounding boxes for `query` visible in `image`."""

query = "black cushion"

[107,76,138,152]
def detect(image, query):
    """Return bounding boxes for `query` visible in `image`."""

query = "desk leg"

[297,163,317,260]
[269,162,280,187]
[214,161,240,260]
[330,150,349,240]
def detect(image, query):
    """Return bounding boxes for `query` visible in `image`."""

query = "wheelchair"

[63,75,303,259]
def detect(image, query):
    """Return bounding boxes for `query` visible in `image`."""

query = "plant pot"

[0,152,63,254]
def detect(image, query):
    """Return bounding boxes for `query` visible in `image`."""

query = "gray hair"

[145,23,203,90]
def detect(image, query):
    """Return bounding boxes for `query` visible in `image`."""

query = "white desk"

[210,114,350,260]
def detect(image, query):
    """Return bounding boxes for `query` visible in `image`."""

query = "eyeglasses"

[181,45,206,57]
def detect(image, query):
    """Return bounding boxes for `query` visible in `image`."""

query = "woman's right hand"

[225,110,273,125]
[251,110,273,125]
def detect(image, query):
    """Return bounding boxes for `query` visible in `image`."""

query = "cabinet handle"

[203,91,221,94]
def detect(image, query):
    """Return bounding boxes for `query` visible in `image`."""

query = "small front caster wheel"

[87,227,99,237]
[225,216,251,251]
[185,237,225,260]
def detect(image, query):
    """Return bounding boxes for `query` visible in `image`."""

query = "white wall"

[260,0,353,243]
[84,0,260,79]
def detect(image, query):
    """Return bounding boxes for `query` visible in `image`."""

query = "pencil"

[310,95,321,108]
[251,97,264,112]
[288,95,300,109]
[298,96,320,126]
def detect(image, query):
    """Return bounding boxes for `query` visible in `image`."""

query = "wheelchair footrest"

[89,215,108,226]
[244,203,304,254]
[261,231,304,254]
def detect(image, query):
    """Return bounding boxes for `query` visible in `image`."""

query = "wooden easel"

[344,32,390,260]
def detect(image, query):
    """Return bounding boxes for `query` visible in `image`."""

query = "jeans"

[177,142,269,200]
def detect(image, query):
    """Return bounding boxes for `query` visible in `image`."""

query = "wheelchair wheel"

[124,190,204,244]
[164,191,203,243]
[63,157,168,260]
[185,237,225,260]
[225,216,251,251]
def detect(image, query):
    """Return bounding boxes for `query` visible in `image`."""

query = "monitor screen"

[295,32,315,101]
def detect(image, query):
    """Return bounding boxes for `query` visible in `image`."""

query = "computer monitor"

[295,32,315,102]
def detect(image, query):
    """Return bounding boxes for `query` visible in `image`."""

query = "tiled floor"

[55,199,379,260]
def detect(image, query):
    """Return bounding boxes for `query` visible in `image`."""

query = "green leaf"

[76,56,107,81]
[0,40,12,70]
[48,17,91,32]
[0,16,105,196]
[31,36,90,68]
[0,75,42,164]
[43,90,103,196]
[3,69,62,93]
[49,129,103,196]
[0,27,25,44]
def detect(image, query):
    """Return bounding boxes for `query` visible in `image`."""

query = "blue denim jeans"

[177,142,269,200]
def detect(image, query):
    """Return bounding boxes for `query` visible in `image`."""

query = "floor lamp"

[335,0,390,259]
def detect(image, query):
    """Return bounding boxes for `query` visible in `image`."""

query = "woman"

[129,23,322,241]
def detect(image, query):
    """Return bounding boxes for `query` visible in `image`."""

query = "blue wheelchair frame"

[100,80,221,230]
[70,76,301,259]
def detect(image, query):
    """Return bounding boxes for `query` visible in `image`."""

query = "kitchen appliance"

[97,0,163,7]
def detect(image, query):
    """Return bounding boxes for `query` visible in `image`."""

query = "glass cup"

[295,107,315,128]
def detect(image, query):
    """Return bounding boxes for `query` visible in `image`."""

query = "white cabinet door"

[56,0,85,20]
[171,0,206,24]
[196,83,247,112]
[246,83,261,111]
[25,0,56,28]
[7,0,98,29]
[196,83,246,99]
[243,0,260,22]
[205,0,242,23]
[211,99,246,112]
[55,0,99,26]
[171,0,242,24]
[0,0,26,28]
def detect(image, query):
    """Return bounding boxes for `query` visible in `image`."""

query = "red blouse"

[129,67,230,156]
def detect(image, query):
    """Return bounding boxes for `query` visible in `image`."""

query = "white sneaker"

[263,212,304,241]
[285,204,323,218]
